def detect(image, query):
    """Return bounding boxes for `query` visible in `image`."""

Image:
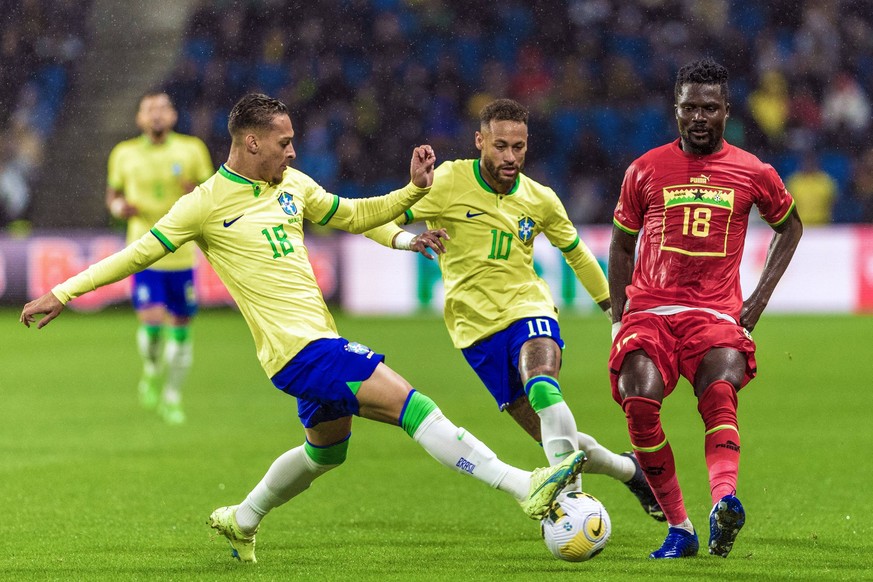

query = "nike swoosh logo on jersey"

[223,215,244,227]
[466,210,487,218]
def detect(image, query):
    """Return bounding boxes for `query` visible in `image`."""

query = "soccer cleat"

[157,399,186,425]
[649,526,699,559]
[620,452,666,521]
[137,375,161,410]
[208,505,257,563]
[520,450,587,519]
[708,494,745,557]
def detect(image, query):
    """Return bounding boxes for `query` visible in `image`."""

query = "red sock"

[622,396,687,525]
[697,380,740,504]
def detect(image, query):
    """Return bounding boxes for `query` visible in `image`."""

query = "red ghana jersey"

[613,139,795,319]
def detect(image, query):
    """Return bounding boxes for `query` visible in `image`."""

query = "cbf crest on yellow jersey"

[148,165,347,376]
[374,159,607,348]
[54,162,428,377]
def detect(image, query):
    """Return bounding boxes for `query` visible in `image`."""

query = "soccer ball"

[541,491,611,562]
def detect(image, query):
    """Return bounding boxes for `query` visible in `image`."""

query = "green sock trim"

[304,436,350,466]
[168,326,190,342]
[400,390,438,437]
[524,375,563,412]
[141,324,162,340]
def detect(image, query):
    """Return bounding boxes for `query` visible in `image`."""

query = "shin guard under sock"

[697,380,740,503]
[622,396,688,525]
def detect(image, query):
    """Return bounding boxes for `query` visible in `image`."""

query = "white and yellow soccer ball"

[541,491,611,562]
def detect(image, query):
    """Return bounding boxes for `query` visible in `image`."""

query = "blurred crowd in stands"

[0,0,89,229]
[5,0,873,228]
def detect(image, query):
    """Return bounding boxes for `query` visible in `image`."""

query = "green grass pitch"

[3,308,872,580]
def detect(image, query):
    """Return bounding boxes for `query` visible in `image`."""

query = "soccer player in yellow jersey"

[21,93,586,564]
[365,99,664,521]
[106,91,213,424]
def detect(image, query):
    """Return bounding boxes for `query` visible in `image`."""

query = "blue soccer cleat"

[708,494,745,557]
[649,527,699,559]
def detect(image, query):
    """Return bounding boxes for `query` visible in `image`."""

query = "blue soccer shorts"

[271,337,385,428]
[131,268,197,317]
[461,317,564,411]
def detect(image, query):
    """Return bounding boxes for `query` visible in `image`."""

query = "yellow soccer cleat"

[208,505,257,563]
[521,450,588,519]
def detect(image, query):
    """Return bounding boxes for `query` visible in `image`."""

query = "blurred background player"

[365,98,663,521]
[609,58,803,559]
[105,91,213,424]
[21,93,586,564]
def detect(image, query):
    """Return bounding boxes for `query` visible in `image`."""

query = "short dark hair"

[674,58,730,102]
[479,98,528,128]
[138,90,173,108]
[227,93,289,137]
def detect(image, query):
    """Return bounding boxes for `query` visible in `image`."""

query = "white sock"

[136,325,162,378]
[670,518,695,534]
[413,410,530,500]
[162,337,192,404]
[538,401,579,465]
[576,432,636,481]
[235,445,338,533]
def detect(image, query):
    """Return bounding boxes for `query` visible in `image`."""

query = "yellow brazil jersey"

[107,132,212,270]
[54,164,430,378]
[383,159,607,349]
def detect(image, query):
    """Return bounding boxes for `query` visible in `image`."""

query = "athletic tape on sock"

[400,390,438,437]
[304,435,350,466]
[524,375,563,413]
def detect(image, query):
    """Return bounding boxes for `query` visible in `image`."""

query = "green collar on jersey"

[473,159,520,195]
[219,164,264,197]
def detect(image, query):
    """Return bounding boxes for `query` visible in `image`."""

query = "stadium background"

[3,2,873,578]
[1,0,872,313]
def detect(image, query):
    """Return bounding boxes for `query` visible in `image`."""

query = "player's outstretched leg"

[208,505,257,563]
[649,526,699,559]
[209,438,348,563]
[708,494,745,557]
[403,389,586,519]
[619,451,666,521]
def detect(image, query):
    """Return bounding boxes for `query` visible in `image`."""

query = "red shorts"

[608,309,757,403]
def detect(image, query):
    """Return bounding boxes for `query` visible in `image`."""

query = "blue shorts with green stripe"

[271,338,384,428]
[461,317,564,411]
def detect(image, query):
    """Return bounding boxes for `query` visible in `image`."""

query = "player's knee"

[304,435,350,470]
[622,396,663,436]
[697,380,738,428]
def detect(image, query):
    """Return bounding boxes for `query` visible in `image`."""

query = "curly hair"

[674,58,730,102]
[227,93,289,137]
[479,98,529,128]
